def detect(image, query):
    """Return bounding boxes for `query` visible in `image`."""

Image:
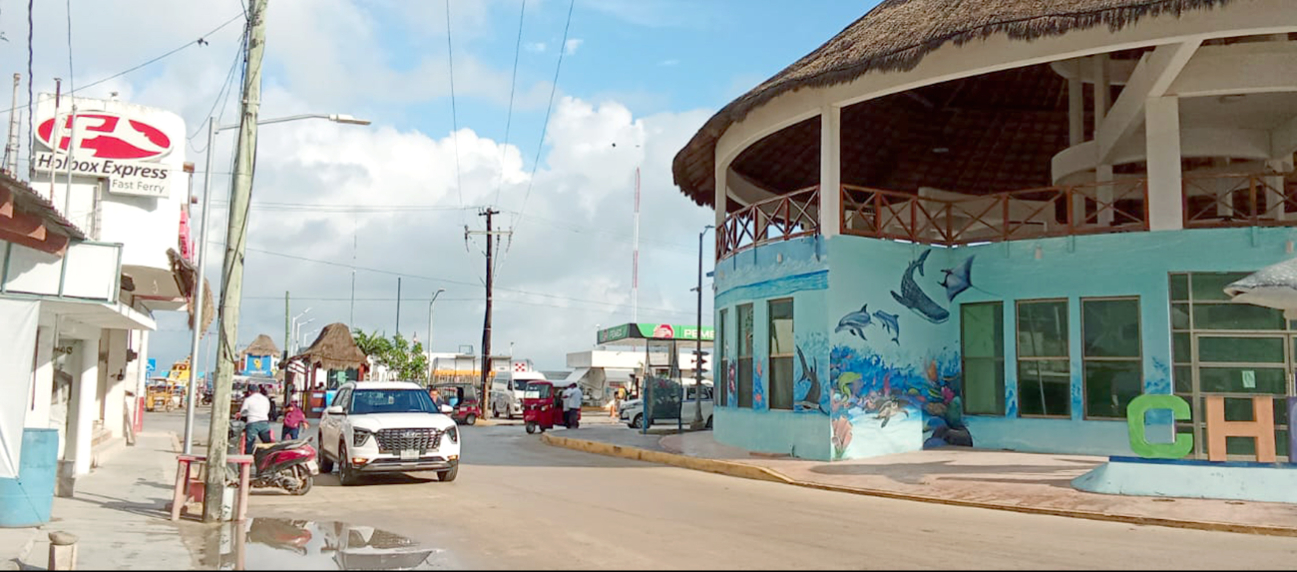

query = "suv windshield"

[349,389,437,415]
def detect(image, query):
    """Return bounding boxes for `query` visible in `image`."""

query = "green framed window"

[1017,299,1070,418]
[718,308,728,407]
[961,302,1004,415]
[737,303,754,409]
[768,299,794,410]
[1082,297,1143,419]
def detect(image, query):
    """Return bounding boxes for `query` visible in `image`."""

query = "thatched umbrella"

[167,248,216,335]
[295,322,369,373]
[239,334,281,363]
[672,0,1236,206]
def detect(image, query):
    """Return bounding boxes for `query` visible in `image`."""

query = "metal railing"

[840,179,1148,245]
[717,186,819,259]
[1183,172,1297,228]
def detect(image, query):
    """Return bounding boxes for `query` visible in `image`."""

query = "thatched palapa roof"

[167,248,216,335]
[295,322,368,371]
[673,0,1236,206]
[239,334,280,360]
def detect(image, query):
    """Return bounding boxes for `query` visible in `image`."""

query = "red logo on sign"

[37,112,172,160]
[654,324,675,339]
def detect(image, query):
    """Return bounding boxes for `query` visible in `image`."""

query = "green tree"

[353,329,429,383]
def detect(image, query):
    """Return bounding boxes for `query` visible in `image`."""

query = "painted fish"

[939,255,975,302]
[874,397,910,428]
[794,347,826,413]
[1225,257,1297,318]
[835,304,874,340]
[891,250,950,324]
[871,310,900,344]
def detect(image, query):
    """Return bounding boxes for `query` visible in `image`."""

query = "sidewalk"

[4,431,201,570]
[544,429,1297,536]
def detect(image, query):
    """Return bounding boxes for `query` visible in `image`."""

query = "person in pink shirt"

[282,401,308,441]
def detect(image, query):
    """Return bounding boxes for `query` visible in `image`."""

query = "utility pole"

[204,0,268,523]
[396,277,402,336]
[692,225,714,429]
[467,208,509,413]
[4,73,21,173]
[283,291,290,363]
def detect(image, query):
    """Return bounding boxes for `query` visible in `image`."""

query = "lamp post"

[691,224,715,429]
[426,288,445,384]
[293,318,316,355]
[182,115,368,455]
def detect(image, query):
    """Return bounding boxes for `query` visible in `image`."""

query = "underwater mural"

[753,361,767,411]
[891,250,951,324]
[794,345,831,414]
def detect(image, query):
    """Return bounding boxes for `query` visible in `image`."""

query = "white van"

[489,370,548,419]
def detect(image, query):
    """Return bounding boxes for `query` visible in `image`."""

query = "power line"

[492,0,527,208]
[444,0,464,212]
[514,0,575,233]
[0,12,244,117]
[25,0,32,174]
[188,27,247,149]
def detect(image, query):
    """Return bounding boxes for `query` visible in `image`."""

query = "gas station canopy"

[596,323,713,348]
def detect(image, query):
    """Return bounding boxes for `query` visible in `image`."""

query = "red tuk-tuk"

[523,380,579,434]
[432,382,482,426]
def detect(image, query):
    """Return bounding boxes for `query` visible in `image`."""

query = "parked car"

[621,381,714,429]
[317,381,461,485]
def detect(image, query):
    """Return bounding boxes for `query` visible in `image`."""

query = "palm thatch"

[673,0,1236,206]
[295,322,368,371]
[239,334,280,360]
[167,248,216,335]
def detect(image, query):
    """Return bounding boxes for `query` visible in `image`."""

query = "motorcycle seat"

[255,438,308,452]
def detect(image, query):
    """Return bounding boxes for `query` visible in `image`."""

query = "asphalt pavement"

[231,421,1297,570]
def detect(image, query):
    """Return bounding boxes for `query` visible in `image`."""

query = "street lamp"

[289,308,312,355]
[293,317,316,355]
[182,114,369,454]
[426,289,446,384]
[691,224,715,428]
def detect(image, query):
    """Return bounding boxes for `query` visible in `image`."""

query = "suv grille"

[375,428,443,453]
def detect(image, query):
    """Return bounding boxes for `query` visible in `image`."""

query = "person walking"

[239,387,274,454]
[281,401,308,441]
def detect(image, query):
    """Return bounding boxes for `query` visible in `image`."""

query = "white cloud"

[564,38,583,55]
[525,42,548,53]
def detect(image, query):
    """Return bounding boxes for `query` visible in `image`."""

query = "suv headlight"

[446,426,458,444]
[353,428,372,447]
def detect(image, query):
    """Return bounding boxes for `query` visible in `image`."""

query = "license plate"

[400,449,419,461]
[305,460,319,475]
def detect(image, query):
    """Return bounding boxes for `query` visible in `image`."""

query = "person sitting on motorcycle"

[282,401,308,441]
[239,387,274,454]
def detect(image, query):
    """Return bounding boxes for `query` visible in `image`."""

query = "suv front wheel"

[437,461,458,482]
[318,442,334,474]
[338,442,361,486]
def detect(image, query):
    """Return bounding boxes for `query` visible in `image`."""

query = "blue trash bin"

[0,428,59,527]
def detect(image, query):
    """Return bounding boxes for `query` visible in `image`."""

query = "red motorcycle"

[229,419,318,495]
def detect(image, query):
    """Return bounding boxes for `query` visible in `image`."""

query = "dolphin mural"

[1225,258,1297,319]
[939,256,975,302]
[835,304,873,340]
[871,310,900,344]
[794,347,826,413]
[891,250,950,324]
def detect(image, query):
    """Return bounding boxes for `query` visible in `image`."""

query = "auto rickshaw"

[522,380,579,434]
[432,382,482,426]
[146,380,176,412]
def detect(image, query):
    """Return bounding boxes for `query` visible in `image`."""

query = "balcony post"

[820,104,841,238]
[714,156,728,258]
[1146,96,1184,231]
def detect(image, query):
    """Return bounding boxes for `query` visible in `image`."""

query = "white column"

[1146,96,1185,231]
[819,104,842,237]
[714,160,727,245]
[1068,76,1084,146]
[25,326,55,429]
[103,330,126,439]
[67,330,100,475]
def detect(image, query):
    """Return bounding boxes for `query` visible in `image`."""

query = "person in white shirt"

[238,388,274,454]
[561,385,582,429]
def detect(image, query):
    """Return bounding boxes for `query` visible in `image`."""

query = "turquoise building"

[672,0,1297,461]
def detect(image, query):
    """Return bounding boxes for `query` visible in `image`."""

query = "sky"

[2,0,875,372]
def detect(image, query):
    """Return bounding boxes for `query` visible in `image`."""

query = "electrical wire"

[444,0,464,213]
[188,27,247,149]
[25,0,32,176]
[513,0,575,233]
[492,0,527,208]
[0,12,244,117]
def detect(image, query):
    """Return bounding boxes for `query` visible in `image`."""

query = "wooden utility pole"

[204,0,268,523]
[467,208,508,411]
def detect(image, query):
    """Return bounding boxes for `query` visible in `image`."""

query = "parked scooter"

[228,419,318,495]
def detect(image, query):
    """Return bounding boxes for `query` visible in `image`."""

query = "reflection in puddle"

[201,518,449,570]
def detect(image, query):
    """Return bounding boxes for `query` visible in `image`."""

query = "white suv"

[318,381,461,485]
[621,382,714,429]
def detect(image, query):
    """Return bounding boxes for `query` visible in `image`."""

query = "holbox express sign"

[33,102,181,198]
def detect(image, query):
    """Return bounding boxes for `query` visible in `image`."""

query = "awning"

[40,298,157,331]
[563,367,590,385]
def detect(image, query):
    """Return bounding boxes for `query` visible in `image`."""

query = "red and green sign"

[597,323,714,344]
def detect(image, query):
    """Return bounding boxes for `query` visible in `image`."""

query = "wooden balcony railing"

[1183,173,1297,228]
[717,186,819,260]
[840,179,1148,245]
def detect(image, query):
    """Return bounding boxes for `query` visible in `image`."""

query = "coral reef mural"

[753,361,767,411]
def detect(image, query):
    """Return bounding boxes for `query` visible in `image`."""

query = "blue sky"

[4,0,880,371]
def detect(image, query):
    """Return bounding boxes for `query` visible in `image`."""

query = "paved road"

[223,422,1297,570]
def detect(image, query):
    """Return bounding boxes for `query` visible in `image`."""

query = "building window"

[718,308,728,407]
[737,303,754,409]
[1170,273,1292,461]
[768,298,794,410]
[1083,297,1143,419]
[961,302,1004,415]
[1016,299,1070,418]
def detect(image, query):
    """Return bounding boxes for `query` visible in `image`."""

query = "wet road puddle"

[197,518,452,570]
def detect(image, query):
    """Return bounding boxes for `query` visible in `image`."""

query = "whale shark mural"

[1226,257,1297,318]
[891,250,950,324]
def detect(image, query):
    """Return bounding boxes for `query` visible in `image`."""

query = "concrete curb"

[539,434,790,484]
[540,435,1297,538]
